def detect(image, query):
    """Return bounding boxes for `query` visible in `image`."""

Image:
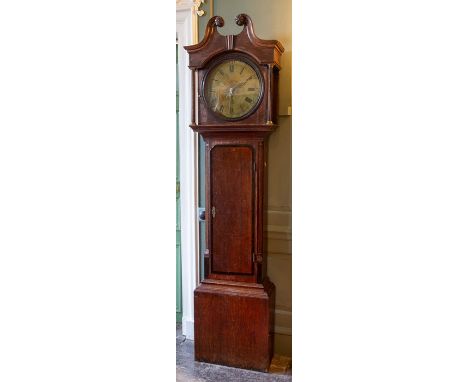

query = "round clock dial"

[203,58,263,120]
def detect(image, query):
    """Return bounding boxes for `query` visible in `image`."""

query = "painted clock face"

[203,57,263,120]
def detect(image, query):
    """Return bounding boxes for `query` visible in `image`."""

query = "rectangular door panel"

[210,145,254,275]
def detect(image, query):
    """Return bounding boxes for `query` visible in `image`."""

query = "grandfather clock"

[184,14,283,372]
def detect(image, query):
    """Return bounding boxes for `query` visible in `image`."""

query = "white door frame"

[176,2,199,340]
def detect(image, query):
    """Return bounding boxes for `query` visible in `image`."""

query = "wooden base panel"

[194,279,275,372]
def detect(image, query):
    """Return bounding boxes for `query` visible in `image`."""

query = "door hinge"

[211,206,216,218]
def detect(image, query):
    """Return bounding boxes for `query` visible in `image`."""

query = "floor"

[176,324,292,382]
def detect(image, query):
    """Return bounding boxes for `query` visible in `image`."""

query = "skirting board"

[182,316,194,340]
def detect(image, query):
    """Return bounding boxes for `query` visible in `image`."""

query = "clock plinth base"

[194,278,275,372]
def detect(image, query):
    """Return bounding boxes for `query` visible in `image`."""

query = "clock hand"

[225,86,235,114]
[232,76,253,92]
[224,86,234,100]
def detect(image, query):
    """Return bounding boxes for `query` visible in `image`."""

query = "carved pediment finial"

[235,13,250,27]
[203,15,225,34]
[213,15,224,28]
[185,13,283,69]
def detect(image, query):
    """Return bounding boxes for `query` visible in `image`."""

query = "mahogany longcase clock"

[184,14,284,372]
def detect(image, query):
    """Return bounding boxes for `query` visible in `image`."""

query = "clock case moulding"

[184,14,284,372]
